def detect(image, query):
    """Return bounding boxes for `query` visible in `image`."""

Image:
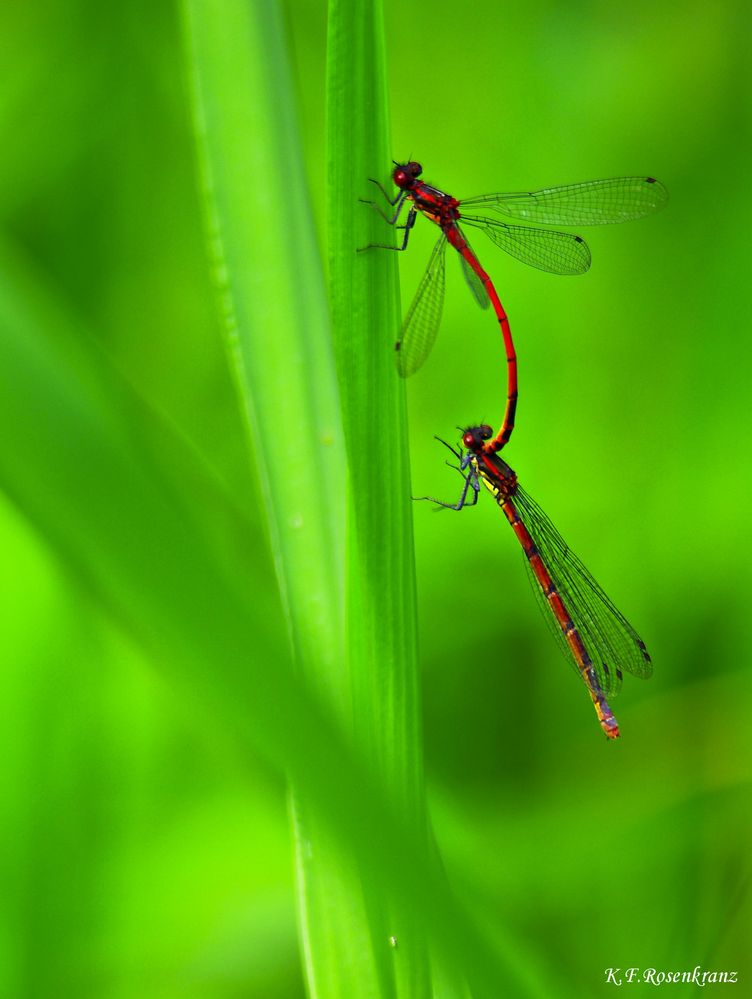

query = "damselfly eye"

[462,431,476,448]
[393,169,407,186]
[479,424,493,440]
[409,161,423,177]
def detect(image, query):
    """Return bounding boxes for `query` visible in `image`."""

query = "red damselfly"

[362,163,667,449]
[418,424,652,738]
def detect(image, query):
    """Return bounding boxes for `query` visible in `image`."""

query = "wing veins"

[395,235,447,377]
[463,216,591,275]
[461,176,669,226]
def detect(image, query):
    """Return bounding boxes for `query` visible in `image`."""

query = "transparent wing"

[458,235,490,310]
[461,176,669,226]
[457,226,491,309]
[395,235,447,377]
[463,215,591,275]
[515,485,652,698]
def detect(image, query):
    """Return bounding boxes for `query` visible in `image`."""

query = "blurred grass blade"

[181,0,344,691]
[181,1,385,995]
[0,235,313,778]
[327,0,429,995]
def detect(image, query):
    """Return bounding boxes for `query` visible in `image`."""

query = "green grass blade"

[181,0,344,689]
[181,2,384,995]
[327,1,429,995]
[327,0,420,809]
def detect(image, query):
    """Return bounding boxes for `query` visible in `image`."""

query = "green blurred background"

[1,0,750,996]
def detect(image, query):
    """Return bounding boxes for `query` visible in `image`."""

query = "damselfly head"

[392,161,423,189]
[461,424,493,451]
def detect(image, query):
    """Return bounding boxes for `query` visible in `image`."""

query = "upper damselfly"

[362,162,667,452]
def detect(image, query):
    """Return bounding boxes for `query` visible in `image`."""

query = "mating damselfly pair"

[363,161,666,737]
